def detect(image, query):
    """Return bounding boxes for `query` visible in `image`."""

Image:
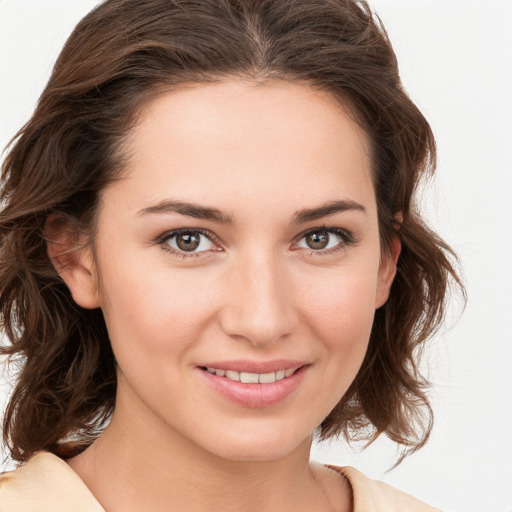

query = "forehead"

[107,79,375,219]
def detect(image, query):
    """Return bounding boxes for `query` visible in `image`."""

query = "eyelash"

[156,228,221,259]
[156,226,356,259]
[295,226,356,256]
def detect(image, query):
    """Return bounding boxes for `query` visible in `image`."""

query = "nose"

[218,251,298,347]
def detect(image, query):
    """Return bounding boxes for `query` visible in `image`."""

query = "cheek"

[298,266,379,345]
[97,257,219,361]
[291,268,378,420]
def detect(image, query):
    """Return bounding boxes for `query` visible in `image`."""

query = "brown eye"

[176,232,201,251]
[296,229,350,253]
[305,231,329,250]
[163,230,215,253]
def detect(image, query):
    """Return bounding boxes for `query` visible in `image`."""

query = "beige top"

[0,452,442,511]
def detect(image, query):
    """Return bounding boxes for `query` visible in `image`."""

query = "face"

[64,80,397,462]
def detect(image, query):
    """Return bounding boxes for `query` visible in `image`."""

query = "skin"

[50,80,399,512]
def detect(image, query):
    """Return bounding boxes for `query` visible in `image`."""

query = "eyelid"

[154,225,356,259]
[292,226,356,253]
[156,228,222,257]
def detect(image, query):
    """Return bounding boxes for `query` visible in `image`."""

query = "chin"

[197,423,312,463]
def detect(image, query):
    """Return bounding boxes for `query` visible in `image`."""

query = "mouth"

[198,361,309,407]
[201,366,301,384]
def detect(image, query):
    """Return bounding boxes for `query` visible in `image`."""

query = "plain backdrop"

[1,1,511,511]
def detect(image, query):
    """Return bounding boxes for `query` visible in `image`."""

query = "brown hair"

[0,0,463,464]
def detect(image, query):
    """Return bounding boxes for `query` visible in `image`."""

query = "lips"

[204,366,299,383]
[198,360,309,407]
[199,359,306,374]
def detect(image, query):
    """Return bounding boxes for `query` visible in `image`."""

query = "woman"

[0,0,462,510]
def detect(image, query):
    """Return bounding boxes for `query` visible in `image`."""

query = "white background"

[1,1,511,511]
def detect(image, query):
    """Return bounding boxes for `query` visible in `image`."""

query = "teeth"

[207,367,227,378]
[225,370,240,381]
[259,372,276,384]
[240,372,259,384]
[205,367,299,383]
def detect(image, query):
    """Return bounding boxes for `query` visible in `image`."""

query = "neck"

[66,387,346,512]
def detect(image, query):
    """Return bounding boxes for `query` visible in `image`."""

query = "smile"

[205,367,299,383]
[200,363,309,407]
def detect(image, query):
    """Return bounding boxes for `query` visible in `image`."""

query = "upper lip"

[199,359,307,374]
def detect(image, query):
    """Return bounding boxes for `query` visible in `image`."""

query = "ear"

[45,214,101,309]
[375,232,401,309]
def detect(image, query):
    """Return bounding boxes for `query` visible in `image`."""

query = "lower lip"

[199,366,309,408]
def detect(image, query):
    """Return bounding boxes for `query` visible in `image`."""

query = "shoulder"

[327,465,444,512]
[0,451,104,512]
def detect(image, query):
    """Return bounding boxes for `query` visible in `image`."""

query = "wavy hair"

[1,0,463,463]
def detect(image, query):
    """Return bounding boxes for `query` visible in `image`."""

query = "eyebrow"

[292,199,366,224]
[137,198,365,224]
[138,200,233,223]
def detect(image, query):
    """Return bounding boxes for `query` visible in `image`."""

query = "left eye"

[296,230,344,251]
[163,230,215,253]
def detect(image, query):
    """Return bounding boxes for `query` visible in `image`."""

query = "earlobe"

[45,215,101,310]
[375,234,401,309]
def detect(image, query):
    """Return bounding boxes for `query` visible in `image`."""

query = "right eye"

[160,229,217,255]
